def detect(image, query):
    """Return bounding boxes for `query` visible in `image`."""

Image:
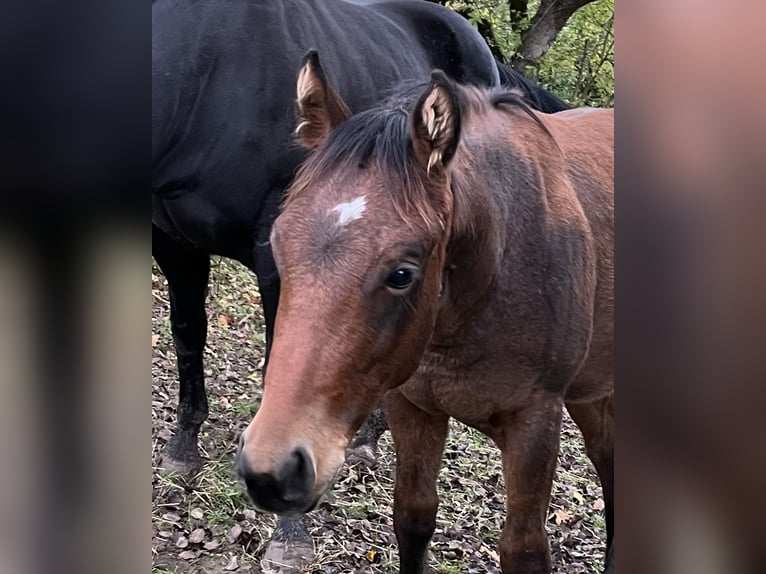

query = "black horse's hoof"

[159,454,203,476]
[160,440,204,476]
[160,430,205,476]
[345,444,378,469]
[261,539,314,573]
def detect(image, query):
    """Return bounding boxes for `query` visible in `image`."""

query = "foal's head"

[237,53,478,512]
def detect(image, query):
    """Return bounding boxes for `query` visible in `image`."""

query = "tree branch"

[511,0,597,73]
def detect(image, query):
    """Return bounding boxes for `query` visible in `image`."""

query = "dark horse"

[152,0,568,566]
[237,60,613,573]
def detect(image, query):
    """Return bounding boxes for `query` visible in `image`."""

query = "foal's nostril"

[237,446,316,512]
[276,447,315,503]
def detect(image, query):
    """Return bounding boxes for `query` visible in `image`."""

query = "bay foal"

[237,60,614,573]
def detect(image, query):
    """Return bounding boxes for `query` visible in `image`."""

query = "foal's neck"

[433,163,504,341]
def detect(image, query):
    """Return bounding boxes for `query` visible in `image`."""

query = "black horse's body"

[152,0,567,563]
[153,0,501,258]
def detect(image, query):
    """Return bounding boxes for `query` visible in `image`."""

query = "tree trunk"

[511,0,596,73]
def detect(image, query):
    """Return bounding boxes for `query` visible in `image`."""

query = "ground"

[152,258,606,573]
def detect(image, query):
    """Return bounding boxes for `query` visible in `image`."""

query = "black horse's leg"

[261,514,315,572]
[153,225,210,474]
[254,190,282,376]
[347,404,389,467]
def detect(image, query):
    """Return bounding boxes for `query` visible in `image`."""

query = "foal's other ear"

[295,50,351,149]
[410,70,462,175]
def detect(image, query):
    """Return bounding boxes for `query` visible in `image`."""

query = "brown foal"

[236,54,614,574]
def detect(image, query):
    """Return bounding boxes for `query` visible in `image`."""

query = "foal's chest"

[400,348,537,427]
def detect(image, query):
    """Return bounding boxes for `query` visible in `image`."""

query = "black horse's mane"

[495,60,570,113]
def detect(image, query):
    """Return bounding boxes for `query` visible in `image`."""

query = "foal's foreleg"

[497,398,564,574]
[385,389,449,574]
[153,226,210,473]
[566,394,614,558]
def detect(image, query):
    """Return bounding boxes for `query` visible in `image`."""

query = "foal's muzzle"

[235,441,317,513]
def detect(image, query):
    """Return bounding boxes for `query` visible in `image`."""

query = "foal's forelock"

[283,81,560,240]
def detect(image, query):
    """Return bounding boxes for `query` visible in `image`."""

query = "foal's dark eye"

[385,267,416,291]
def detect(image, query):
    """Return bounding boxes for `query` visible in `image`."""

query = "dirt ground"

[152,258,606,573]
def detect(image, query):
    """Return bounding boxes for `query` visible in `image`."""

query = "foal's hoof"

[261,539,315,573]
[345,444,378,469]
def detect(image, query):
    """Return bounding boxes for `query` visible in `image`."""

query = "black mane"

[313,81,427,178]
[495,60,570,112]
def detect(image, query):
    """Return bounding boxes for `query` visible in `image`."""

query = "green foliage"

[537,0,614,107]
[446,0,525,57]
[444,0,614,107]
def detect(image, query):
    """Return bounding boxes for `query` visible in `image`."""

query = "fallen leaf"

[190,508,204,520]
[176,536,189,548]
[554,509,573,525]
[161,512,181,523]
[593,498,605,511]
[364,549,381,564]
[189,528,206,544]
[204,540,220,551]
[226,524,242,543]
[179,550,197,561]
[218,314,231,328]
[151,334,159,347]
[224,555,239,571]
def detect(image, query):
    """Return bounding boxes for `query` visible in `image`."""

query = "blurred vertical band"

[618,1,766,573]
[0,0,149,571]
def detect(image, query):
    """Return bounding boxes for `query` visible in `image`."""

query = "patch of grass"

[434,560,470,574]
[230,396,260,419]
[189,460,250,517]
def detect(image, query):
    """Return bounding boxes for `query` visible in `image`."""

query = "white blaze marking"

[330,196,367,227]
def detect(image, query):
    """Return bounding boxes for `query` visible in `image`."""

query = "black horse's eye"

[385,267,415,291]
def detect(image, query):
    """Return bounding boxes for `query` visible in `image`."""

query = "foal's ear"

[410,70,462,175]
[295,50,351,149]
